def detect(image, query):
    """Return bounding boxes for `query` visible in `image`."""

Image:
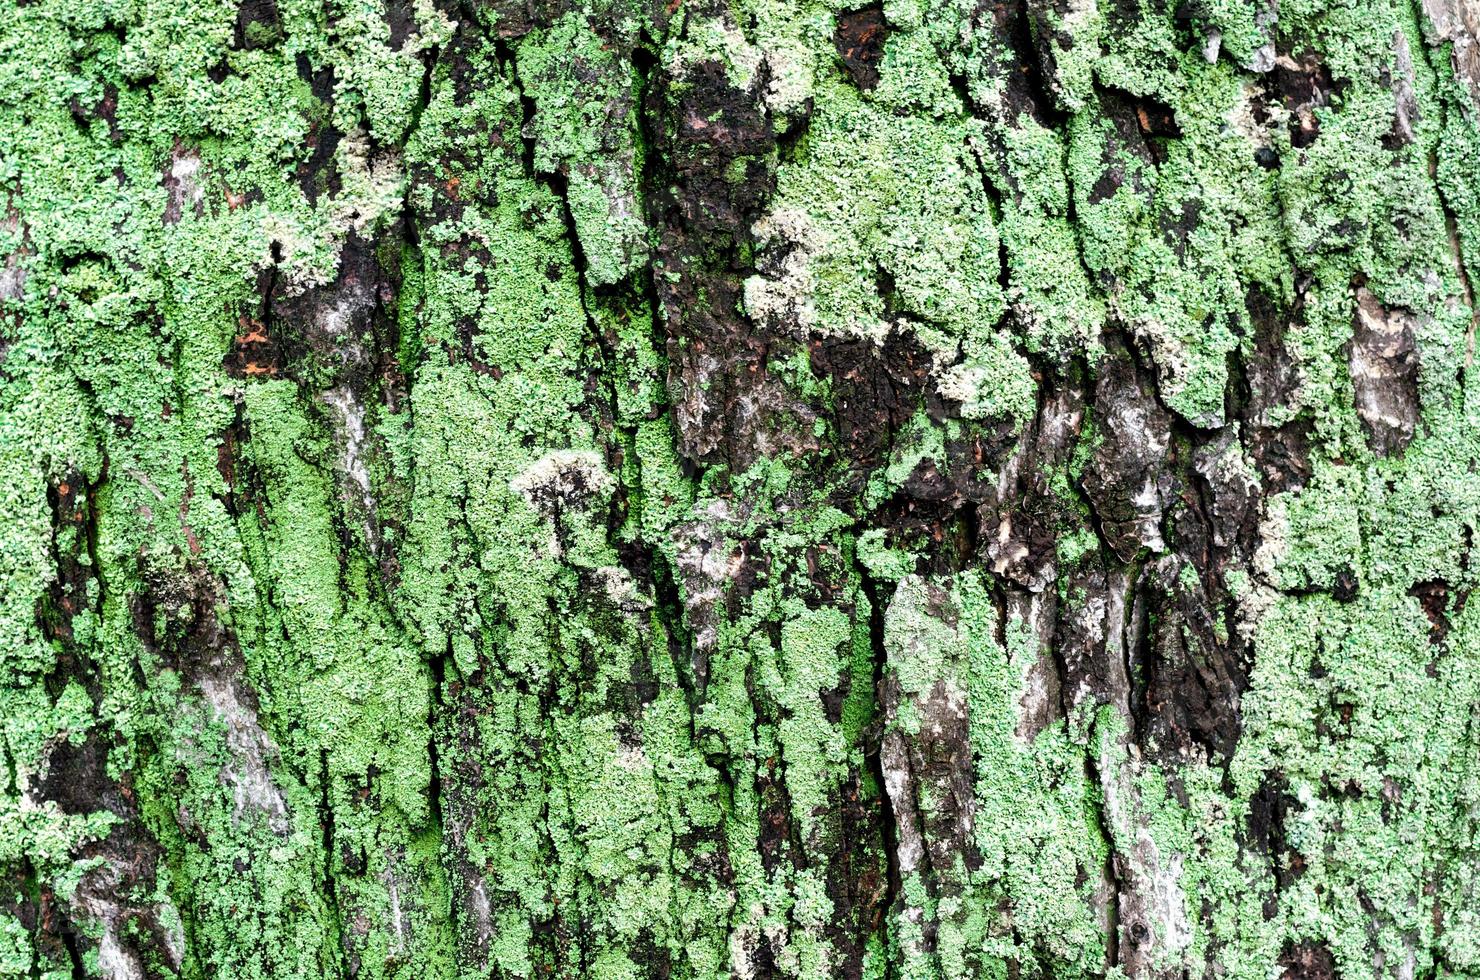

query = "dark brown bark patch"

[223,296,283,379]
[646,58,817,469]
[835,6,889,91]
[293,57,342,205]
[1280,941,1339,980]
[1138,555,1247,761]
[1273,49,1341,148]
[1408,578,1453,643]
[233,0,282,51]
[808,328,934,475]
[36,732,112,816]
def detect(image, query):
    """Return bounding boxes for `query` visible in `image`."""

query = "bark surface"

[2,0,1480,978]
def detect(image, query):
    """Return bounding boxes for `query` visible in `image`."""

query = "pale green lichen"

[2,0,1480,976]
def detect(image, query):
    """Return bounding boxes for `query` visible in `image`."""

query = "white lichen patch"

[381,859,410,958]
[729,922,762,980]
[0,252,27,302]
[162,148,205,225]
[1095,734,1194,974]
[591,565,651,612]
[743,208,836,340]
[1252,495,1290,583]
[1226,79,1284,147]
[196,672,292,836]
[329,130,407,236]
[467,876,493,946]
[761,41,816,117]
[509,450,615,516]
[672,498,747,656]
[323,386,380,548]
[316,288,373,340]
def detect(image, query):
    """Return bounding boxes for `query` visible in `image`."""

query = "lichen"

[2,0,1479,975]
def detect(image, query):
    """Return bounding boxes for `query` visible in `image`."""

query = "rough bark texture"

[3,0,1480,978]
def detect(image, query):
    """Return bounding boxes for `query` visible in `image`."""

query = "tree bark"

[2,0,1480,978]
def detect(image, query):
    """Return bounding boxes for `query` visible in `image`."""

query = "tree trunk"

[3,0,1480,977]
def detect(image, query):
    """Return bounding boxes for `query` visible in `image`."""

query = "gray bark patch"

[1350,287,1421,457]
